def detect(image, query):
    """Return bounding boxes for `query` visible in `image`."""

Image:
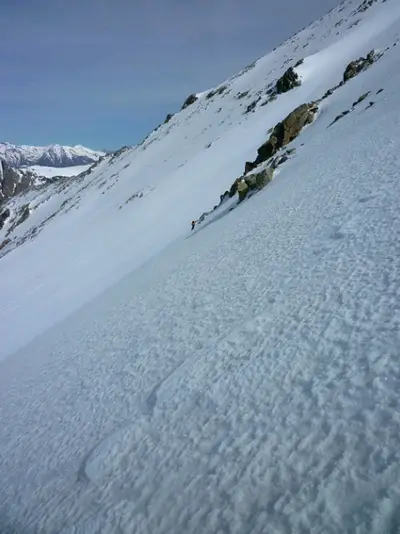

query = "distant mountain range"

[0,142,104,168]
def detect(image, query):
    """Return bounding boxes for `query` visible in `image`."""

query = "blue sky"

[2,0,341,150]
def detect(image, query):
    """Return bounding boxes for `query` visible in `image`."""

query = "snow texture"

[1,0,400,532]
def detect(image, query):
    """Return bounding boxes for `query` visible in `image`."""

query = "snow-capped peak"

[0,142,104,168]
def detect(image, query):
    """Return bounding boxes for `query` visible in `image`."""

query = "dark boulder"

[276,67,301,94]
[181,94,198,110]
[244,161,257,174]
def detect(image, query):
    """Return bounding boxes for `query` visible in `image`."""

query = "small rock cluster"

[353,0,378,15]
[0,238,11,251]
[181,94,198,110]
[343,50,379,82]
[6,204,30,236]
[194,100,317,226]
[206,86,228,100]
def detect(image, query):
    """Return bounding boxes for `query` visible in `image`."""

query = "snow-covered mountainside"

[1,0,400,532]
[0,161,93,202]
[0,143,101,199]
[0,141,104,168]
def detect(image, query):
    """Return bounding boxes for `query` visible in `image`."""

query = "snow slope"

[0,142,104,168]
[1,0,398,360]
[1,0,400,532]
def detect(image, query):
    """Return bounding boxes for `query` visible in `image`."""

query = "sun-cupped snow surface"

[1,0,400,532]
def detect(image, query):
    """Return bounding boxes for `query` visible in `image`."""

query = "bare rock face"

[255,103,318,165]
[0,160,38,201]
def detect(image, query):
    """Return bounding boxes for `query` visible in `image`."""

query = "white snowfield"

[25,164,93,178]
[1,0,400,532]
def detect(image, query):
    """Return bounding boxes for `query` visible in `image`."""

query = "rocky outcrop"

[6,204,30,235]
[164,113,174,124]
[352,91,371,107]
[244,161,257,174]
[237,179,249,202]
[245,168,274,190]
[0,208,10,229]
[343,50,378,82]
[228,167,275,203]
[236,91,250,100]
[245,98,261,114]
[206,86,228,100]
[270,148,296,169]
[255,103,318,165]
[200,101,315,219]
[0,160,40,201]
[0,238,11,250]
[276,67,301,94]
[353,0,378,15]
[181,94,198,110]
[108,146,131,164]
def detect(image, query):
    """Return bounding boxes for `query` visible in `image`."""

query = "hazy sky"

[2,0,341,150]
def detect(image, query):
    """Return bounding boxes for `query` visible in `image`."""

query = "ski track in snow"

[1,1,400,533]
